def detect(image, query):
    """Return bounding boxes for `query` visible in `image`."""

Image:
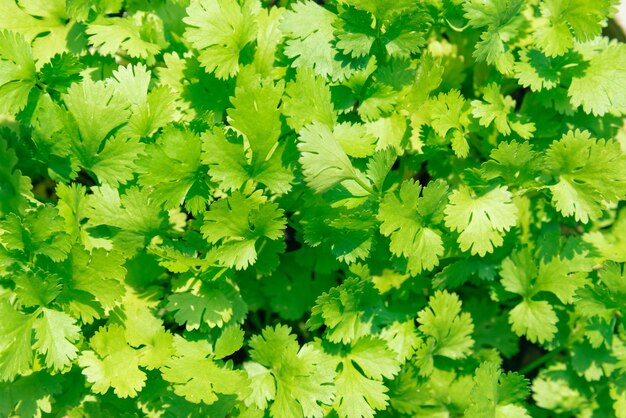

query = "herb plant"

[1,0,626,417]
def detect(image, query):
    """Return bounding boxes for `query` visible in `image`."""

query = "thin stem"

[352,174,375,196]
[519,348,562,375]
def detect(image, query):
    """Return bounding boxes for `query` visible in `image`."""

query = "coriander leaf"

[380,321,420,361]
[429,90,471,158]
[228,77,283,162]
[57,246,126,319]
[365,148,396,191]
[86,186,168,236]
[584,208,626,263]
[0,206,72,262]
[63,78,131,173]
[167,280,247,330]
[90,135,145,187]
[378,179,448,275]
[162,336,249,405]
[200,127,249,192]
[201,191,285,270]
[501,249,592,343]
[214,326,245,359]
[308,278,382,344]
[444,186,518,256]
[535,0,613,57]
[471,83,519,136]
[545,129,626,223]
[37,53,83,95]
[0,30,36,114]
[87,12,167,65]
[283,68,336,131]
[334,122,377,158]
[463,0,524,73]
[33,308,80,371]
[298,122,373,194]
[78,324,147,398]
[281,1,346,79]
[138,127,210,214]
[508,299,558,344]
[114,291,174,370]
[110,64,177,139]
[417,290,474,360]
[0,301,34,381]
[0,138,32,215]
[222,77,293,194]
[465,362,530,418]
[333,337,400,418]
[334,6,377,59]
[514,49,565,91]
[482,140,540,186]
[248,325,336,418]
[568,42,626,116]
[334,361,388,418]
[184,0,258,79]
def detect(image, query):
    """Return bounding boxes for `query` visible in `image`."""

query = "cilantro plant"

[1,0,626,416]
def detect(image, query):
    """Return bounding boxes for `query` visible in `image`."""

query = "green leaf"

[535,0,614,57]
[545,129,626,223]
[228,77,284,162]
[59,246,126,319]
[508,299,558,344]
[248,325,336,418]
[201,128,250,191]
[115,292,174,370]
[0,301,34,381]
[138,127,210,214]
[281,1,346,79]
[429,89,471,158]
[298,122,372,194]
[162,335,250,404]
[463,0,524,73]
[283,68,335,131]
[33,308,80,371]
[471,83,531,137]
[184,0,258,78]
[444,186,518,256]
[167,280,247,330]
[417,290,474,360]
[86,185,168,236]
[221,77,293,194]
[38,53,83,94]
[0,206,72,262]
[465,362,530,418]
[214,326,245,359]
[111,64,176,139]
[64,79,131,160]
[568,41,626,116]
[201,190,286,270]
[501,249,593,343]
[78,324,147,398]
[0,138,32,215]
[482,140,540,186]
[378,179,448,275]
[87,12,167,65]
[308,278,381,344]
[0,30,36,114]
[332,337,400,418]
[90,135,145,187]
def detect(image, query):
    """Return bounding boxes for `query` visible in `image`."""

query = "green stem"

[519,349,562,375]
[351,174,375,196]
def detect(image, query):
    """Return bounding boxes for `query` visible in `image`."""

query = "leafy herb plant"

[1,0,626,417]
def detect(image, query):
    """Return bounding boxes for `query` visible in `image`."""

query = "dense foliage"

[1,0,626,416]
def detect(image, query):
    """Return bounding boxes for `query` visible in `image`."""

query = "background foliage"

[1,0,626,416]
